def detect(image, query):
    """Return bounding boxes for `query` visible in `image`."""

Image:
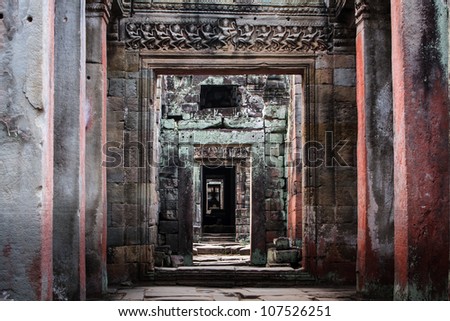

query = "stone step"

[201,233,236,243]
[195,244,243,255]
[145,266,317,287]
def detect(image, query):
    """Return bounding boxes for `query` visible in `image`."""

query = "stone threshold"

[145,266,317,287]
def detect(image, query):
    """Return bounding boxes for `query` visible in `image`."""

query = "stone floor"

[105,285,360,301]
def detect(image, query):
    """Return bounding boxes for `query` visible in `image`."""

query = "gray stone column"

[251,143,267,265]
[0,0,55,300]
[85,0,111,298]
[178,145,194,266]
[355,0,394,299]
[53,0,87,300]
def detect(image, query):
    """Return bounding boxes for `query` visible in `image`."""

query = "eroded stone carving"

[194,145,251,160]
[125,19,333,52]
[355,0,369,22]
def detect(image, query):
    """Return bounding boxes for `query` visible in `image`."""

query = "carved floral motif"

[194,146,251,160]
[125,19,333,53]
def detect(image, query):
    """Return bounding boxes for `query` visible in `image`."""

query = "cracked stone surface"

[104,286,359,301]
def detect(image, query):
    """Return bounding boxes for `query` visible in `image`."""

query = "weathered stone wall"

[0,0,54,300]
[302,52,357,284]
[106,44,156,283]
[107,0,358,282]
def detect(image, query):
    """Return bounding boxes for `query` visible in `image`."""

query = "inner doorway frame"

[139,52,316,266]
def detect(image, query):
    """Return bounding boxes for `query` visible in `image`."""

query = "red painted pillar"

[356,0,394,299]
[391,0,449,300]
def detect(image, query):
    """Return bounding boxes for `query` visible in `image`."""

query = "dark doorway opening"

[202,166,236,234]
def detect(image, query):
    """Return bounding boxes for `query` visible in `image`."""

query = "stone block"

[336,206,356,224]
[265,119,287,133]
[223,117,264,129]
[316,68,333,84]
[171,255,185,268]
[161,210,177,221]
[162,119,176,130]
[333,54,356,68]
[336,186,357,206]
[181,103,199,113]
[159,220,179,234]
[274,237,290,250]
[125,227,140,245]
[334,69,356,87]
[268,133,284,144]
[123,205,138,226]
[125,51,139,72]
[334,86,356,103]
[107,45,126,71]
[148,225,158,246]
[165,233,180,253]
[108,246,126,264]
[123,183,138,204]
[107,264,129,285]
[125,79,137,97]
[178,118,222,130]
[317,206,336,224]
[108,96,125,111]
[107,183,125,203]
[162,189,178,202]
[266,210,285,222]
[155,251,171,267]
[240,246,251,256]
[316,85,333,104]
[125,245,139,263]
[160,178,179,189]
[161,200,178,211]
[124,168,139,183]
[107,227,124,247]
[125,111,139,130]
[111,204,125,227]
[266,220,286,232]
[126,97,139,111]
[108,78,125,97]
[267,248,300,264]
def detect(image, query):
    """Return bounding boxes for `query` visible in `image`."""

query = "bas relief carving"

[194,146,252,160]
[125,19,333,53]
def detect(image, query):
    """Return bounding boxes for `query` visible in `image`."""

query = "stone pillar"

[355,0,394,298]
[251,143,267,265]
[85,0,111,298]
[53,0,87,300]
[391,0,449,300]
[0,0,54,301]
[178,147,194,266]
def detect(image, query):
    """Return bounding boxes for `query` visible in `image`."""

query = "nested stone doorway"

[155,71,300,266]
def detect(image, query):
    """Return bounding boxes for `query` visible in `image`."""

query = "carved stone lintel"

[118,0,328,16]
[86,0,113,22]
[125,19,333,53]
[194,145,251,160]
[355,0,369,24]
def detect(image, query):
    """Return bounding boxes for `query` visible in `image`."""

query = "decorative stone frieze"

[194,145,252,160]
[125,19,333,53]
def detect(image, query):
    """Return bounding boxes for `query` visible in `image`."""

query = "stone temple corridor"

[1,0,450,301]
